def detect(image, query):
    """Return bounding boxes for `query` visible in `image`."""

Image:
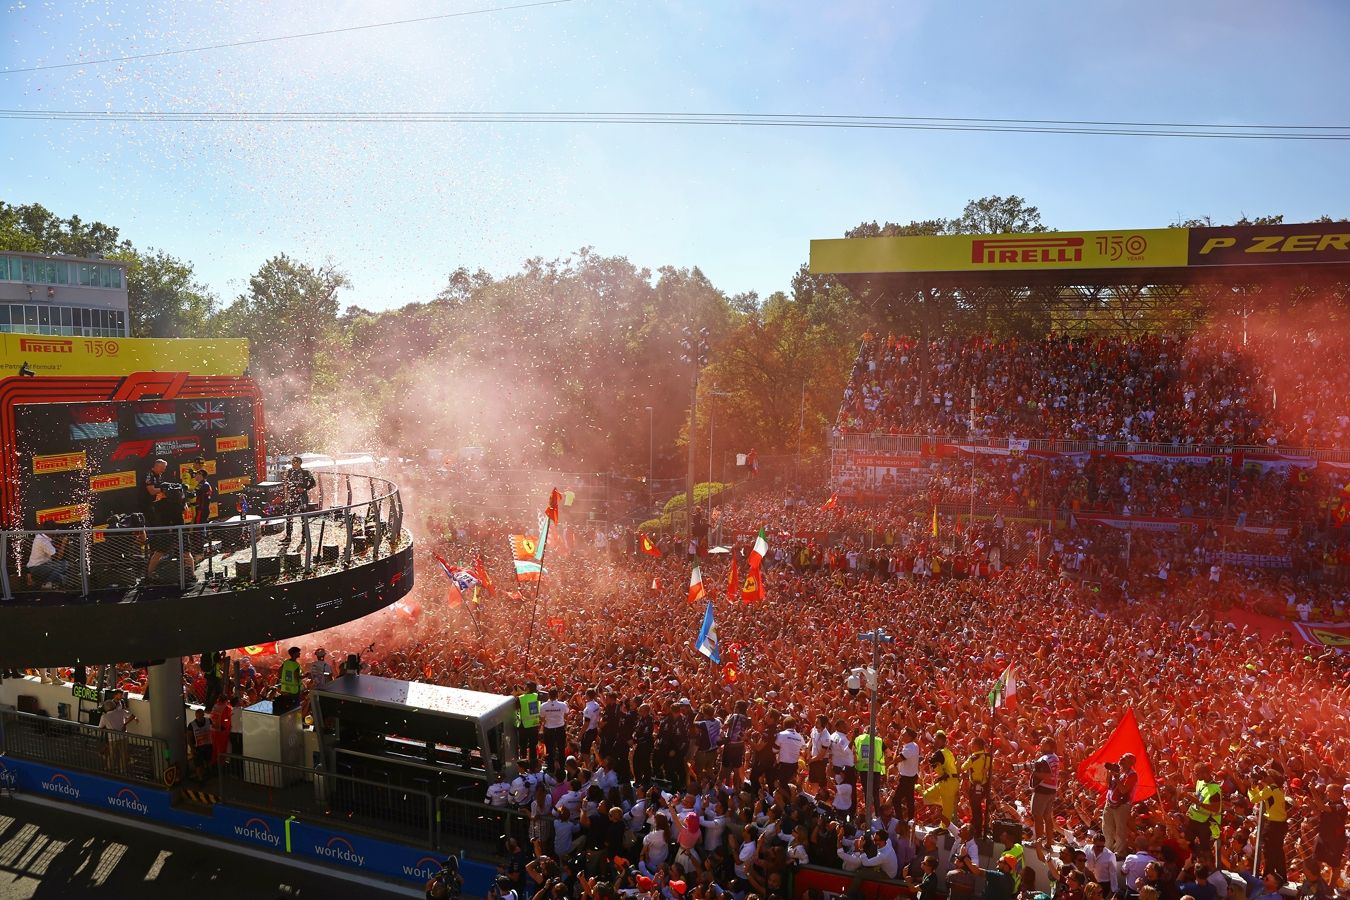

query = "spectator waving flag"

[820,493,838,512]
[725,556,738,600]
[432,553,479,607]
[740,568,765,603]
[988,662,1017,710]
[472,555,495,595]
[639,533,662,557]
[687,563,707,604]
[545,487,562,524]
[695,599,721,665]
[1077,708,1158,803]
[746,527,769,570]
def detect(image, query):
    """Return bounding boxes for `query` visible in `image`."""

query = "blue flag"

[695,599,721,665]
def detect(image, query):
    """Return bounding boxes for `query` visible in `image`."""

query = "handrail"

[0,707,169,787]
[0,472,410,602]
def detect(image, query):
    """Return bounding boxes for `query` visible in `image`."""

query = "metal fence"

[216,754,435,848]
[0,708,168,787]
[831,431,1350,462]
[0,472,408,601]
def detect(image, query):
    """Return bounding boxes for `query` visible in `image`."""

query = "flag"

[649,576,662,593]
[695,599,721,664]
[238,642,277,657]
[746,527,768,570]
[820,494,838,512]
[1076,708,1158,803]
[510,534,539,560]
[513,559,545,582]
[931,505,939,538]
[725,557,739,600]
[69,405,118,441]
[988,662,1017,710]
[432,553,479,607]
[639,533,662,557]
[562,490,575,507]
[134,401,177,436]
[189,400,226,432]
[547,616,567,637]
[472,555,495,595]
[535,515,551,561]
[740,569,765,603]
[688,564,707,604]
[545,488,561,524]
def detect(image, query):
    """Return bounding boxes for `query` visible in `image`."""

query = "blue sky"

[3,0,1349,311]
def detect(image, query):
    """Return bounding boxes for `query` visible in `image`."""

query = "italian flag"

[688,564,707,604]
[747,527,769,570]
[988,662,1017,710]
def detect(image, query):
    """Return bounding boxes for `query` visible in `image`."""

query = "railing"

[216,754,435,848]
[0,708,168,787]
[0,472,409,602]
[830,431,1350,462]
[216,755,524,853]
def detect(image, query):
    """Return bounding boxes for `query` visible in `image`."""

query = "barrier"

[0,708,167,786]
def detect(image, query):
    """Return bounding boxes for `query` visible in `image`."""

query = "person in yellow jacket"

[962,736,993,838]
[922,730,959,825]
[1248,768,1289,879]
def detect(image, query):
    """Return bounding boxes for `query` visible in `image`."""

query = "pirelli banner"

[810,222,1350,275]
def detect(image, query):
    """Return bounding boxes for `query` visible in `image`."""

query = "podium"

[240,699,305,786]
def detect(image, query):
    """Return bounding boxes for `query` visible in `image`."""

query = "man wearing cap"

[307,648,333,689]
[280,455,316,544]
[1248,769,1288,879]
[1103,752,1138,855]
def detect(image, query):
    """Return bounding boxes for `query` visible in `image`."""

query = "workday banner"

[287,820,496,892]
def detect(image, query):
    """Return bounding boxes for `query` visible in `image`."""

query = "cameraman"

[146,482,196,582]
[1103,753,1138,855]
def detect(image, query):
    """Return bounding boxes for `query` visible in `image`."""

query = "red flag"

[1076,708,1157,803]
[725,557,739,600]
[545,488,562,525]
[820,494,838,511]
[472,555,496,595]
[740,569,765,603]
[447,585,462,607]
[547,616,566,636]
[639,533,662,557]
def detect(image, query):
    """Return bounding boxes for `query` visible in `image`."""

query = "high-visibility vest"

[964,750,991,785]
[1249,786,1287,822]
[518,692,540,728]
[854,734,885,773]
[278,659,302,695]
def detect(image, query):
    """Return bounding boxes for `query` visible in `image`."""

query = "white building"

[0,251,129,338]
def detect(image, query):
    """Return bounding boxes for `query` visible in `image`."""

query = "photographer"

[424,854,463,900]
[1102,753,1138,855]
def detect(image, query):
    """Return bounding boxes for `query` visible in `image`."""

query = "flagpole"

[524,517,553,664]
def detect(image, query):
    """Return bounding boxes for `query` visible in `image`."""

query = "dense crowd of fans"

[836,331,1350,448]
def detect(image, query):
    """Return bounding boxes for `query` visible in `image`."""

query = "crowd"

[835,330,1350,448]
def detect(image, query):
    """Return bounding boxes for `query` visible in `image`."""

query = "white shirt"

[809,727,832,761]
[832,781,854,811]
[582,700,600,731]
[307,660,332,686]
[1085,846,1118,891]
[896,741,920,778]
[864,838,899,878]
[486,781,511,807]
[829,732,855,767]
[99,707,132,734]
[837,845,865,872]
[540,699,568,729]
[775,729,805,764]
[1206,868,1229,899]
[1121,851,1155,892]
[27,533,56,569]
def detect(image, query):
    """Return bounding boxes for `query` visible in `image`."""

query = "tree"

[117,248,218,337]
[951,195,1047,235]
[217,255,348,381]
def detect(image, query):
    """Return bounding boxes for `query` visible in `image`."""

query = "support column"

[147,656,187,782]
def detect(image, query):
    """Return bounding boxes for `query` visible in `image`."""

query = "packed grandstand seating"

[836,330,1350,448]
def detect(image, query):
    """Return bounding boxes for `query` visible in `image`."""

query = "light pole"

[857,627,893,822]
[645,405,654,518]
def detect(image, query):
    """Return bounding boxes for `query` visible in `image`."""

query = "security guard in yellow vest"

[854,731,886,813]
[1185,765,1223,853]
[276,646,303,714]
[962,736,993,838]
[923,730,960,825]
[516,681,541,765]
[1248,769,1289,878]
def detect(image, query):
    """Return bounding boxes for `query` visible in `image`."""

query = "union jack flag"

[189,401,226,432]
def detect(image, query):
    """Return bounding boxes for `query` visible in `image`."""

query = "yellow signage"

[217,435,249,454]
[36,503,88,526]
[90,469,138,493]
[33,451,87,475]
[0,336,248,378]
[218,475,251,494]
[810,227,1188,275]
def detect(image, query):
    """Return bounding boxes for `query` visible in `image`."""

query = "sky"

[3,0,1349,312]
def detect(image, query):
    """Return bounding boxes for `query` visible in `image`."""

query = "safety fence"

[215,754,523,854]
[0,708,168,787]
[0,472,407,602]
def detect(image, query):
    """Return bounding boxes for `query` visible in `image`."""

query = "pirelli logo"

[19,337,74,354]
[216,435,249,453]
[36,503,88,526]
[218,475,251,494]
[90,470,138,493]
[33,451,87,475]
[970,236,1084,265]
